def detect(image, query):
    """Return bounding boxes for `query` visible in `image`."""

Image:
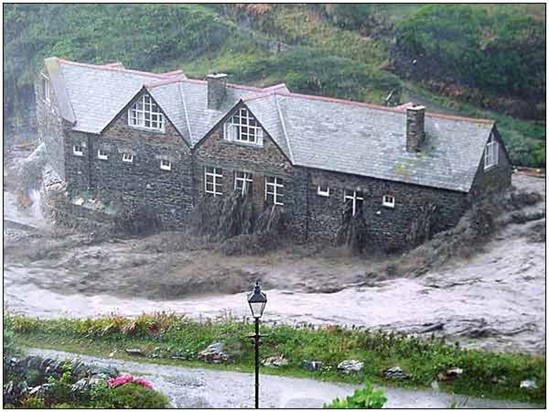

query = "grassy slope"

[7,313,546,405]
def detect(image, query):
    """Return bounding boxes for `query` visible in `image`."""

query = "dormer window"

[224,108,263,145]
[484,134,499,170]
[128,94,164,132]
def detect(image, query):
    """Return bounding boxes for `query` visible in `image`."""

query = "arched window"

[224,107,263,145]
[128,94,164,131]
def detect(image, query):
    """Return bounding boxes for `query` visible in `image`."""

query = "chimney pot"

[406,105,426,152]
[207,73,227,110]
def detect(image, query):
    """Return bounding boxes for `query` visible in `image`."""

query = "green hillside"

[3,4,545,166]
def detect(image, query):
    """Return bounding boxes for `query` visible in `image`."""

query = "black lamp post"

[247,281,267,409]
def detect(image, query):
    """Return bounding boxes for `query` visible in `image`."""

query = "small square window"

[317,185,330,197]
[73,145,84,157]
[97,149,108,160]
[382,195,395,208]
[160,159,172,171]
[122,153,134,163]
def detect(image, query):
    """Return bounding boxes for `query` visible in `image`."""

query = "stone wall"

[64,95,193,228]
[295,167,469,250]
[34,73,66,180]
[469,127,513,199]
[193,112,306,238]
[48,95,510,250]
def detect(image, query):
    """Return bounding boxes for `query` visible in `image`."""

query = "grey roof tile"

[272,94,492,192]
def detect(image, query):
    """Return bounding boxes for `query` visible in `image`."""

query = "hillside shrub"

[395,5,545,117]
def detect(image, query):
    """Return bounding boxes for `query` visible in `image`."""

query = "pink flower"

[107,375,153,390]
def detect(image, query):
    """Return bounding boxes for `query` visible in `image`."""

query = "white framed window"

[224,107,264,145]
[205,166,223,196]
[160,159,172,171]
[484,134,499,170]
[128,94,165,131]
[41,73,51,103]
[265,176,284,205]
[344,189,364,216]
[97,149,108,160]
[122,153,134,163]
[234,171,253,195]
[73,144,84,157]
[382,195,395,208]
[317,185,330,197]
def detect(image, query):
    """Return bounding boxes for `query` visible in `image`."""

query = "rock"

[520,379,538,390]
[383,366,410,380]
[71,378,92,393]
[337,360,363,374]
[198,342,231,364]
[28,383,53,398]
[125,348,145,356]
[262,355,288,368]
[89,365,119,378]
[301,360,323,371]
[437,367,463,382]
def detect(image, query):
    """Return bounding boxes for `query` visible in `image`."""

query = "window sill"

[484,164,497,171]
[224,139,263,149]
[128,125,166,134]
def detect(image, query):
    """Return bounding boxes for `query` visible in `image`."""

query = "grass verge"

[7,312,545,406]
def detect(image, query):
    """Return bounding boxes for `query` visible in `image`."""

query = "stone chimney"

[207,73,227,110]
[406,105,426,152]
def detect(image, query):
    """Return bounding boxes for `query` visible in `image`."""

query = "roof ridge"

[276,91,494,125]
[145,76,188,88]
[57,58,170,79]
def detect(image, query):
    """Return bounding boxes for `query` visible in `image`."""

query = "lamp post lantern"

[247,281,267,409]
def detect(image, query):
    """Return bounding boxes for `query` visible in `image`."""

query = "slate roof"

[44,57,495,193]
[271,93,494,192]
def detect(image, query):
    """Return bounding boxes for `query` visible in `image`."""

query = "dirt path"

[3,174,545,354]
[24,348,536,408]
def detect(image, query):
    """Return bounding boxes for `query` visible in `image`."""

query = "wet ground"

[25,348,536,408]
[3,173,545,355]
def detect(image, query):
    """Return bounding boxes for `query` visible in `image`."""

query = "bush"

[104,382,169,408]
[395,5,545,108]
[324,381,387,408]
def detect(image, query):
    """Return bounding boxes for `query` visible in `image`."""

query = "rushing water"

[3,174,546,355]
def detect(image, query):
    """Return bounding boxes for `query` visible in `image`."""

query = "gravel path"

[25,348,536,409]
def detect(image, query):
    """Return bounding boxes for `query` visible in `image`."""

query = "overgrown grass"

[7,312,545,406]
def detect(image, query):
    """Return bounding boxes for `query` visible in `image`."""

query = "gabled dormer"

[223,106,264,146]
[127,92,165,133]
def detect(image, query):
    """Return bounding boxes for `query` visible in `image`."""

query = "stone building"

[36,57,512,248]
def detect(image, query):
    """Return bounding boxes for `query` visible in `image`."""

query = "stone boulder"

[301,360,323,371]
[262,355,288,368]
[437,367,463,382]
[337,360,363,374]
[383,366,410,380]
[520,379,538,390]
[198,342,231,364]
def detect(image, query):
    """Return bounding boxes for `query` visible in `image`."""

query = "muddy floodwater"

[3,174,546,355]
